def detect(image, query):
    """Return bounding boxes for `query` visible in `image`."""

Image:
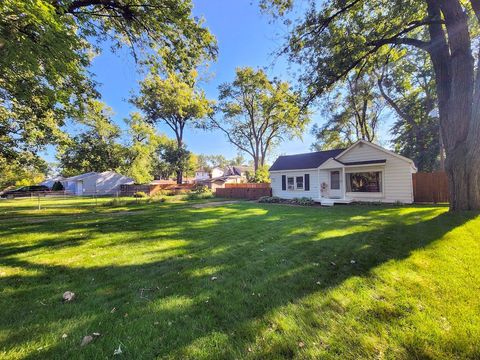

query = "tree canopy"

[312,72,384,150]
[211,67,310,171]
[261,0,480,210]
[1,0,216,185]
[57,101,127,176]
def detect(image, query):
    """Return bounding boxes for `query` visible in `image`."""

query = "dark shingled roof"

[269,149,346,171]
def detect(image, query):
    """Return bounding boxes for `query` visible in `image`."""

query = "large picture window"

[346,172,382,193]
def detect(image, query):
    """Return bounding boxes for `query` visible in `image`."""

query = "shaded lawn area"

[0,198,479,359]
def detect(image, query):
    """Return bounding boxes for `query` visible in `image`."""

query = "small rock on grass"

[80,333,101,347]
[81,335,93,347]
[62,291,75,302]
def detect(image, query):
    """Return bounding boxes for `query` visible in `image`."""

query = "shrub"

[51,181,64,191]
[258,196,281,203]
[186,191,214,201]
[147,196,166,203]
[191,184,210,194]
[133,191,148,198]
[291,197,315,206]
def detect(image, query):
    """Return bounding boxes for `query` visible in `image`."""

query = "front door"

[329,170,342,198]
[76,181,83,196]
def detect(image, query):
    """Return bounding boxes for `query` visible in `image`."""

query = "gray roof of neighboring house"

[226,165,252,176]
[269,149,346,171]
[63,172,98,182]
[63,171,133,183]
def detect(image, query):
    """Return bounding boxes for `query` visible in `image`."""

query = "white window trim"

[286,175,305,191]
[345,170,384,194]
[295,175,304,190]
[287,176,295,190]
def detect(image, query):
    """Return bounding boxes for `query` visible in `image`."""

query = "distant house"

[62,171,134,196]
[269,140,417,205]
[197,165,252,190]
[195,168,210,182]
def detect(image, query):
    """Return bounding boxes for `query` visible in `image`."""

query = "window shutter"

[282,175,286,190]
[304,174,310,191]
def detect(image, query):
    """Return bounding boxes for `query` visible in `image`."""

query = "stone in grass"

[81,333,101,347]
[62,291,75,302]
[81,335,93,347]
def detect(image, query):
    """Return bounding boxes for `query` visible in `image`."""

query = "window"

[346,172,382,192]
[296,176,304,189]
[330,171,340,190]
[287,177,294,190]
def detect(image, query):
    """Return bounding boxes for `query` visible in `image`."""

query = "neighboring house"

[198,165,252,190]
[195,168,210,182]
[210,167,224,179]
[269,140,417,205]
[63,171,134,196]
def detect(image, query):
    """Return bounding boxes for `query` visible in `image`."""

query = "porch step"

[320,199,335,206]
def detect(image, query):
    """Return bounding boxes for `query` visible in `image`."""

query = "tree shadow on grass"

[0,203,477,359]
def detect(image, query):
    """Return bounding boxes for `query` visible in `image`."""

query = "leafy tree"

[377,51,441,172]
[58,101,127,176]
[0,0,216,164]
[51,181,65,191]
[125,113,167,184]
[312,73,384,150]
[153,141,192,182]
[246,165,271,183]
[211,67,310,171]
[261,0,480,210]
[0,154,49,189]
[133,69,214,183]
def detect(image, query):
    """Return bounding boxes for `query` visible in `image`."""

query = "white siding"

[270,170,320,200]
[337,143,415,203]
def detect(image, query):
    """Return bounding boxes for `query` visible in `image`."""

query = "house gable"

[336,140,416,170]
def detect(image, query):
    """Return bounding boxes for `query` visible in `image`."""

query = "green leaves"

[213,67,310,169]
[0,0,216,178]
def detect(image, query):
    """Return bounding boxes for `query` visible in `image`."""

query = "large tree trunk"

[426,0,478,210]
[176,133,183,185]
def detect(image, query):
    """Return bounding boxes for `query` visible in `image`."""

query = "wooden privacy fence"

[216,183,272,200]
[120,183,194,196]
[413,171,449,203]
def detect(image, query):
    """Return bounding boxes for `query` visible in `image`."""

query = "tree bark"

[424,0,477,210]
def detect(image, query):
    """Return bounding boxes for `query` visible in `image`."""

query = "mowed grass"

[0,198,479,359]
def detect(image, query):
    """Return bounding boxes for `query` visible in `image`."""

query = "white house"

[195,168,210,182]
[63,171,134,196]
[197,165,252,190]
[269,140,417,205]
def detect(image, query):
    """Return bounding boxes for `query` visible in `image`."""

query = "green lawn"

[0,198,479,359]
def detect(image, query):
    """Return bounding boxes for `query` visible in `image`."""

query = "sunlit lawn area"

[0,197,479,359]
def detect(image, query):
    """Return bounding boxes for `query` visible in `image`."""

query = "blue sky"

[44,0,392,164]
